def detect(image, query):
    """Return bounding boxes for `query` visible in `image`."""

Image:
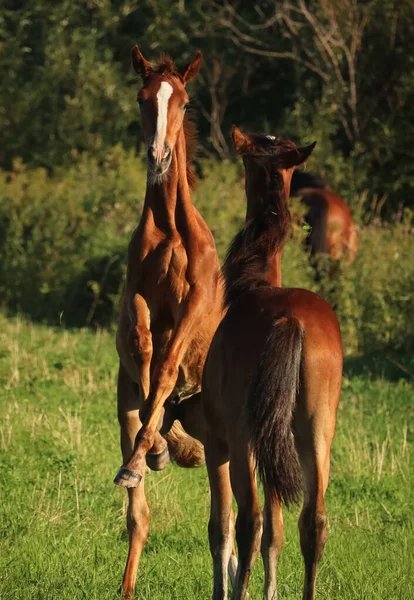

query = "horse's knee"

[128,326,152,364]
[153,362,179,390]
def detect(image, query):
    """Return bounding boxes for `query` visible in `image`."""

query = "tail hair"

[247,317,304,506]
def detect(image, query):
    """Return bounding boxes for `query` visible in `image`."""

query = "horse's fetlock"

[315,511,327,531]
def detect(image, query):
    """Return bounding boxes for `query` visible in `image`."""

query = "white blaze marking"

[153,81,173,162]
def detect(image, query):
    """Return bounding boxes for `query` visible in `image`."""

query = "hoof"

[146,445,170,471]
[113,466,142,488]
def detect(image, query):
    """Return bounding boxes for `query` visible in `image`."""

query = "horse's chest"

[141,243,190,316]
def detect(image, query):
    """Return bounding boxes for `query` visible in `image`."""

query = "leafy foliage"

[1,0,413,354]
[1,0,413,211]
[0,151,412,356]
[0,148,145,325]
[0,315,413,599]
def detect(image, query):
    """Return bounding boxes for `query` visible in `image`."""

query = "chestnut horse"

[201,129,343,600]
[114,46,225,598]
[290,170,358,263]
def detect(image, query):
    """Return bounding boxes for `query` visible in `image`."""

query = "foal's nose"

[147,145,171,165]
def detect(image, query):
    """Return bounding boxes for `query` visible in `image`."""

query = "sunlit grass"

[0,315,413,599]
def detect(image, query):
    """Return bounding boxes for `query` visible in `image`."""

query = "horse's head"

[132,45,202,183]
[232,126,316,200]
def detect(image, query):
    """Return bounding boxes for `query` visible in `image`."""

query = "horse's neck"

[142,129,194,236]
[244,204,283,288]
[244,168,289,288]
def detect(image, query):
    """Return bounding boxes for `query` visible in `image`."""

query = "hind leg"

[205,434,233,600]
[227,509,238,589]
[297,452,329,600]
[116,364,150,598]
[295,408,335,600]
[230,450,263,600]
[261,494,284,600]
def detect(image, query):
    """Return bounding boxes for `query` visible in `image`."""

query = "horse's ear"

[295,142,317,166]
[232,126,255,155]
[132,45,152,81]
[179,51,203,84]
[278,142,316,169]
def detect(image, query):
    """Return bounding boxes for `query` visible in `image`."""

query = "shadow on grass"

[344,344,414,382]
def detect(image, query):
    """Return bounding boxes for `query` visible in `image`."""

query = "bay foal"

[202,129,342,600]
[114,46,224,598]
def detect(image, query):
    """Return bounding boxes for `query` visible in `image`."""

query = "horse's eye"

[137,97,143,105]
[183,103,190,111]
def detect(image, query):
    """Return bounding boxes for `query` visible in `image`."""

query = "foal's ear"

[295,142,317,165]
[232,126,255,155]
[179,51,203,84]
[131,45,152,81]
[278,142,316,169]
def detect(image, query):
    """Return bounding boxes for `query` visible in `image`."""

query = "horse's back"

[202,286,342,435]
[218,287,340,348]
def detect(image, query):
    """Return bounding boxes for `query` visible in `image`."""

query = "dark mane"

[223,167,291,307]
[246,133,298,156]
[154,54,176,75]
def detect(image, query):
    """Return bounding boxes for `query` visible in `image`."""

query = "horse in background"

[291,170,358,264]
[114,46,226,599]
[201,128,342,600]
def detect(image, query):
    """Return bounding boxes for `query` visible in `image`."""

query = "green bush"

[0,147,145,326]
[1,150,413,356]
[330,210,414,355]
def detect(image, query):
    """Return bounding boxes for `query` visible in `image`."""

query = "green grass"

[0,315,413,599]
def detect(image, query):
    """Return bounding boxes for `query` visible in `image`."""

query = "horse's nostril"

[147,145,171,167]
[147,147,155,163]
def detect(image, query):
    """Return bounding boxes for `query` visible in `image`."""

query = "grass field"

[0,314,413,599]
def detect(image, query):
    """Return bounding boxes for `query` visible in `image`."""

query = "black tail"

[247,317,304,506]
